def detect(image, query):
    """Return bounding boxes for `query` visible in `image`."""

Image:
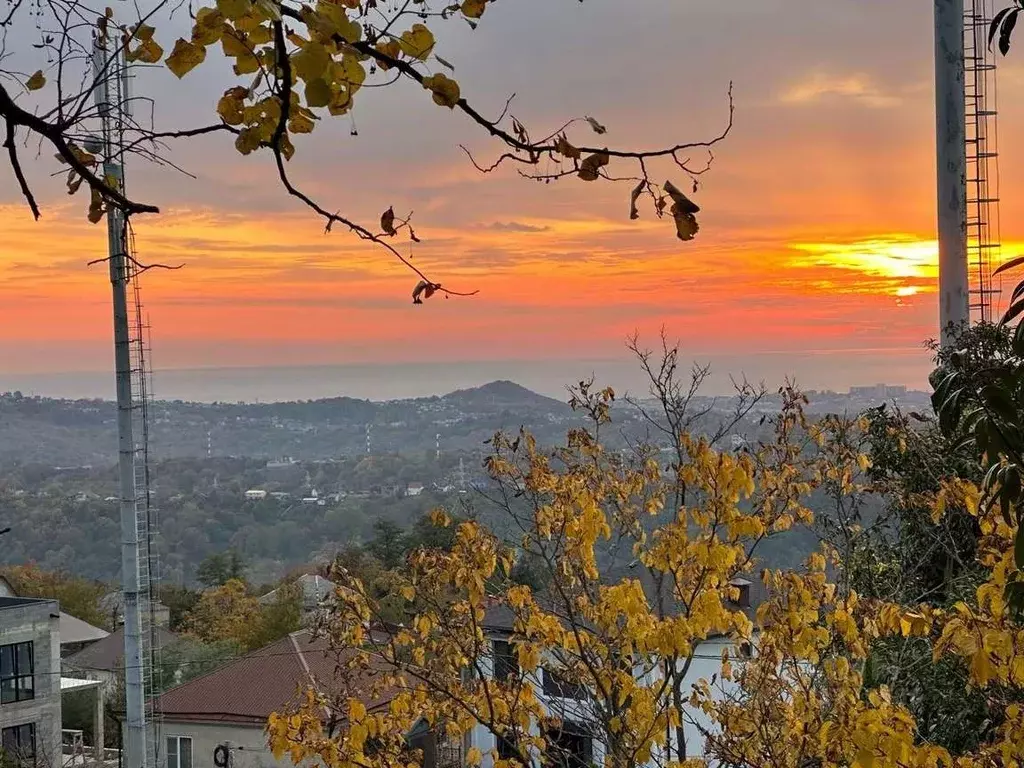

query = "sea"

[0,348,935,403]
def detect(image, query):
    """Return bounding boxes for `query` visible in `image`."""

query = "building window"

[166,736,193,768]
[496,733,518,762]
[493,640,517,683]
[542,668,585,700]
[0,643,34,704]
[544,723,591,768]
[1,723,36,767]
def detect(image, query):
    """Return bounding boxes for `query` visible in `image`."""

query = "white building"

[244,489,268,501]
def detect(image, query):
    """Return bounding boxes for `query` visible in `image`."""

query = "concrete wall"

[0,598,62,768]
[160,721,290,768]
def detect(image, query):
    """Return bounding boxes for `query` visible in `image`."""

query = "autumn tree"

[182,577,260,647]
[0,0,729,295]
[265,350,1024,768]
[0,563,109,628]
[264,353,846,768]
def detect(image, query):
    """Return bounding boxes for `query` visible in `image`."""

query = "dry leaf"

[629,181,644,220]
[412,280,441,304]
[671,204,699,242]
[554,134,581,159]
[578,151,609,181]
[381,206,397,236]
[585,116,607,134]
[664,180,700,214]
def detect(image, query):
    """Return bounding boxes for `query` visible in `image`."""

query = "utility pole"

[935,0,969,348]
[93,36,148,768]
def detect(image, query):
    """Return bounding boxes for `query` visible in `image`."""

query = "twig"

[3,118,40,219]
[269,20,477,300]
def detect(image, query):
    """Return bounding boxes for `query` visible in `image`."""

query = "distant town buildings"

[849,384,909,400]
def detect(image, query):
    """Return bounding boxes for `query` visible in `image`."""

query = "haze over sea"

[0,348,934,403]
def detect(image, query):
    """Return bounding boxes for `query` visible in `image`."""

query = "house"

[0,596,62,768]
[63,625,178,688]
[153,630,399,768]
[405,483,425,497]
[244,490,268,501]
[459,575,763,767]
[257,574,336,618]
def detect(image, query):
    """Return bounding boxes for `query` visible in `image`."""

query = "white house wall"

[471,635,746,767]
[160,721,289,768]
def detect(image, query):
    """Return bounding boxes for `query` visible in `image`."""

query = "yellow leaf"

[127,38,164,64]
[234,126,261,155]
[461,0,486,18]
[232,49,261,75]
[292,42,331,82]
[422,73,460,108]
[216,0,252,18]
[193,7,226,46]
[399,23,435,60]
[253,0,281,21]
[466,748,483,767]
[328,89,352,115]
[335,55,366,92]
[26,70,45,91]
[133,23,156,41]
[348,698,367,722]
[217,86,248,125]
[288,111,316,134]
[166,38,207,78]
[305,78,332,108]
[375,39,401,67]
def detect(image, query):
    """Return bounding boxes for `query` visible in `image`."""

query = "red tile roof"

[154,630,395,726]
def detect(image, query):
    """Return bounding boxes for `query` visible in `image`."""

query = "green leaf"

[999,9,1019,55]
[1001,298,1024,327]
[990,6,1012,47]
[993,254,1024,277]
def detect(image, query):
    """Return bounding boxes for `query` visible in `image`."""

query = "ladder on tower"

[100,39,162,768]
[126,250,162,768]
[964,0,1004,323]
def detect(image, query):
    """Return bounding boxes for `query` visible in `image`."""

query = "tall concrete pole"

[935,0,969,347]
[93,38,147,768]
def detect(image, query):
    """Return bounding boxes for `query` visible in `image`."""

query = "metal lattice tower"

[964,0,1004,322]
[92,34,161,768]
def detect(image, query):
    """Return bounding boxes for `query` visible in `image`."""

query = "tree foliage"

[196,549,248,587]
[0,562,109,628]
[264,358,1024,768]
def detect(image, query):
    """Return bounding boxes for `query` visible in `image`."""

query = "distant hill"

[438,380,569,412]
[0,381,577,466]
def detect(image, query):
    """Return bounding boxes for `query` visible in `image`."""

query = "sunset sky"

[3,0,1024,398]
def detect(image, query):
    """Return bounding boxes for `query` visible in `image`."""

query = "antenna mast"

[92,33,159,768]
[935,0,970,347]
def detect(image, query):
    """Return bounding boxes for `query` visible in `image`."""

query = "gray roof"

[259,574,337,609]
[0,596,48,609]
[59,612,110,645]
[64,625,178,673]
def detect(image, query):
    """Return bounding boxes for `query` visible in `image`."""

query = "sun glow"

[788,236,938,280]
